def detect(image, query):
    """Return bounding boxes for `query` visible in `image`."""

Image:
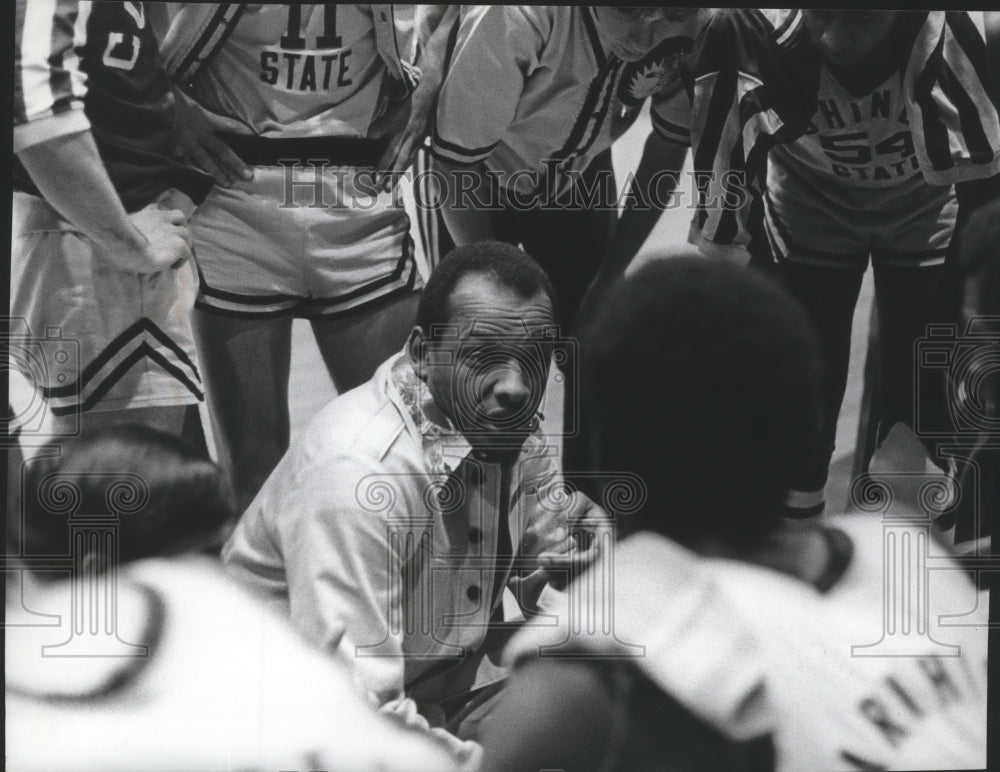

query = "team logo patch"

[618,38,692,108]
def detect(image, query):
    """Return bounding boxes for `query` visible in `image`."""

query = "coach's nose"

[492,361,533,414]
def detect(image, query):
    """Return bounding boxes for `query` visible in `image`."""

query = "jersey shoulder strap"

[372,4,419,94]
[984,11,1000,104]
[160,3,246,84]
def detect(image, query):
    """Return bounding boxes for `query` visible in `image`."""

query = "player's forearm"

[409,5,459,104]
[17,130,147,253]
[438,159,500,245]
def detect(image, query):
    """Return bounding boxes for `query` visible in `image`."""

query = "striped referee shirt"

[13,0,91,152]
[677,10,1000,260]
[14,0,212,211]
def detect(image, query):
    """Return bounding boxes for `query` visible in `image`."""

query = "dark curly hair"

[578,254,823,549]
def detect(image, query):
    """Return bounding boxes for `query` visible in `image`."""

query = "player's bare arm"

[16,129,192,273]
[436,158,502,245]
[376,5,460,185]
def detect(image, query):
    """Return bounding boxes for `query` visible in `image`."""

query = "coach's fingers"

[537,542,601,591]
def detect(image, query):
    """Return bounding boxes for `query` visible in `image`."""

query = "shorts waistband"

[218,133,389,168]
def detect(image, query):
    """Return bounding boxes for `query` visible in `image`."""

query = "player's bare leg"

[310,290,421,394]
[193,311,293,512]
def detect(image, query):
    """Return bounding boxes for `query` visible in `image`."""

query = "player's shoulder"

[468,4,558,41]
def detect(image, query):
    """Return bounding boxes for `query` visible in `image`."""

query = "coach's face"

[412,273,555,457]
[593,7,714,62]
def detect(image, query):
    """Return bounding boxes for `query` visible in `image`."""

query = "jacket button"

[468,527,483,544]
[466,585,481,602]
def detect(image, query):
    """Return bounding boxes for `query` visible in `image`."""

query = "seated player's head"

[16,424,235,569]
[592,7,714,62]
[409,241,558,456]
[800,10,901,68]
[578,254,822,551]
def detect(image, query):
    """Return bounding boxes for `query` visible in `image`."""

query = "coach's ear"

[406,326,428,380]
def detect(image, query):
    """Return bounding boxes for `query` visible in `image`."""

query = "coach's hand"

[170,84,252,188]
[536,495,613,592]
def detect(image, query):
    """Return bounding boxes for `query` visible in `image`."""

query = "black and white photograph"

[5,4,997,770]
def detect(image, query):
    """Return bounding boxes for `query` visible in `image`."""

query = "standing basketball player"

[161,5,450,509]
[648,10,1000,517]
[12,0,213,444]
[430,6,711,332]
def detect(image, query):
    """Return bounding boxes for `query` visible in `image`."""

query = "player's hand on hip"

[124,200,194,273]
[170,84,252,188]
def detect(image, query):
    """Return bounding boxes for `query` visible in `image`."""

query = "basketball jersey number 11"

[281,4,342,50]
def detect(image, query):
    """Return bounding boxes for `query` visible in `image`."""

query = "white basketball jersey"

[706,515,988,771]
[182,4,393,138]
